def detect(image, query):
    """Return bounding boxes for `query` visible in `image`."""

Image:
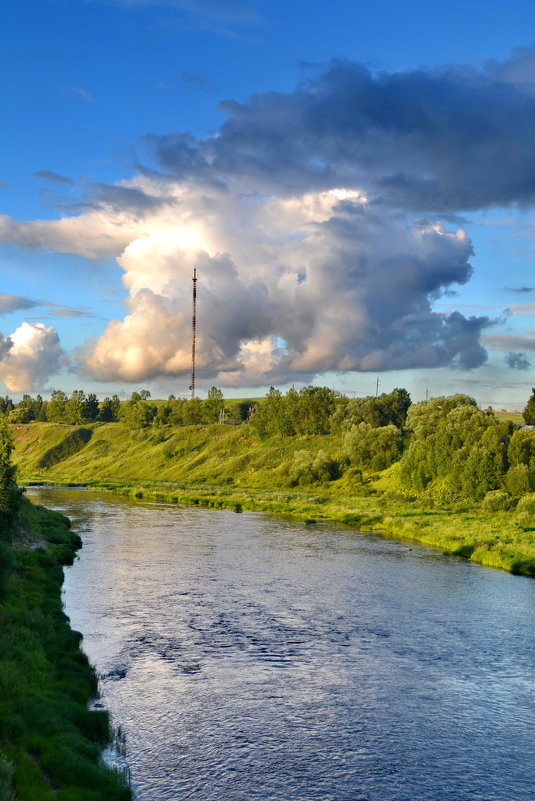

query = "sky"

[3,0,535,408]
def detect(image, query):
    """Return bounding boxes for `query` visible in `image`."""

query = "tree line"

[5,382,535,504]
[0,385,412,435]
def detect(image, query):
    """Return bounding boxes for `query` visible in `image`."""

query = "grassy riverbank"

[10,421,535,578]
[0,495,132,801]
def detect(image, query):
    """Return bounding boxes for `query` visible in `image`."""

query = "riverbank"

[11,421,535,578]
[0,496,132,801]
[23,478,535,578]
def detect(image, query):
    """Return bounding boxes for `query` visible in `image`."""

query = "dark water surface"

[29,487,535,801]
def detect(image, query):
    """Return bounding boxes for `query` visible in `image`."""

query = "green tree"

[184,397,203,424]
[120,394,155,429]
[523,388,535,425]
[204,387,224,423]
[9,394,36,423]
[0,417,20,535]
[295,386,337,435]
[47,390,68,422]
[344,422,403,470]
[65,390,86,424]
[99,396,119,422]
[83,393,100,421]
[0,396,14,416]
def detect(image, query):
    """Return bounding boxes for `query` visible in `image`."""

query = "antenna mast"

[190,267,197,399]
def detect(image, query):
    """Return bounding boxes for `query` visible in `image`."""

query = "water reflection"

[30,488,535,801]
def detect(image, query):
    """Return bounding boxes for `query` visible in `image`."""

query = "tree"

[523,388,535,425]
[0,396,14,416]
[120,394,155,429]
[0,417,20,535]
[83,393,100,421]
[204,387,224,423]
[9,395,36,424]
[47,390,68,423]
[65,390,86,424]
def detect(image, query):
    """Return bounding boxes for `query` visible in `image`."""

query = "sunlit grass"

[0,497,132,800]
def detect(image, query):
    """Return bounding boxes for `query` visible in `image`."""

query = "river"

[28,487,535,801]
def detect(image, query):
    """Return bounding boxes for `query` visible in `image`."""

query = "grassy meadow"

[11,419,535,578]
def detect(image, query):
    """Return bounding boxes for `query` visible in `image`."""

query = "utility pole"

[189,268,197,400]
[425,387,429,402]
[375,376,380,397]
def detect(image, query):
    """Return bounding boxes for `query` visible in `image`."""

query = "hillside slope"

[12,422,344,487]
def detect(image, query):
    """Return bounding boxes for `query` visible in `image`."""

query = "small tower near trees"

[189,268,197,400]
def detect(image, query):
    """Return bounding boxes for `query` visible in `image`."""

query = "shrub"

[284,450,340,487]
[481,490,512,512]
[516,493,535,516]
[504,463,531,496]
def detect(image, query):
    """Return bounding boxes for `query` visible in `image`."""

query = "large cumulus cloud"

[0,323,64,392]
[74,182,488,385]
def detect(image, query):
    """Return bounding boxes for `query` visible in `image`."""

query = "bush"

[516,493,535,516]
[481,490,512,512]
[504,463,531,496]
[284,450,340,487]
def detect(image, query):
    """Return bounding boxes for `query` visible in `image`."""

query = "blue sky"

[2,0,535,407]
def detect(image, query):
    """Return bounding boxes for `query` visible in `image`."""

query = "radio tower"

[189,268,197,399]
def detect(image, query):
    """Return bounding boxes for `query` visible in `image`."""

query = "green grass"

[11,420,535,578]
[494,410,524,424]
[0,496,132,801]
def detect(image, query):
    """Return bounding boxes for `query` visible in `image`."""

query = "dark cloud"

[61,182,172,216]
[144,52,535,211]
[33,170,74,186]
[505,351,532,370]
[0,293,94,319]
[507,286,535,293]
[0,294,38,314]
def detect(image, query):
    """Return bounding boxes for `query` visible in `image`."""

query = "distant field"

[494,410,524,424]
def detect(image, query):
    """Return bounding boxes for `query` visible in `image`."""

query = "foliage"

[251,386,338,436]
[516,493,535,517]
[204,387,224,423]
[0,499,132,800]
[99,395,121,422]
[400,397,513,500]
[283,449,340,486]
[481,490,512,512]
[119,393,156,429]
[47,390,68,423]
[522,388,535,425]
[332,388,411,432]
[0,417,20,536]
[504,463,531,496]
[344,422,403,470]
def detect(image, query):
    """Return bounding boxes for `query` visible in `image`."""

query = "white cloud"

[0,322,64,392]
[60,177,488,385]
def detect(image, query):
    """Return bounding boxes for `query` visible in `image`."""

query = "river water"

[28,487,535,801]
